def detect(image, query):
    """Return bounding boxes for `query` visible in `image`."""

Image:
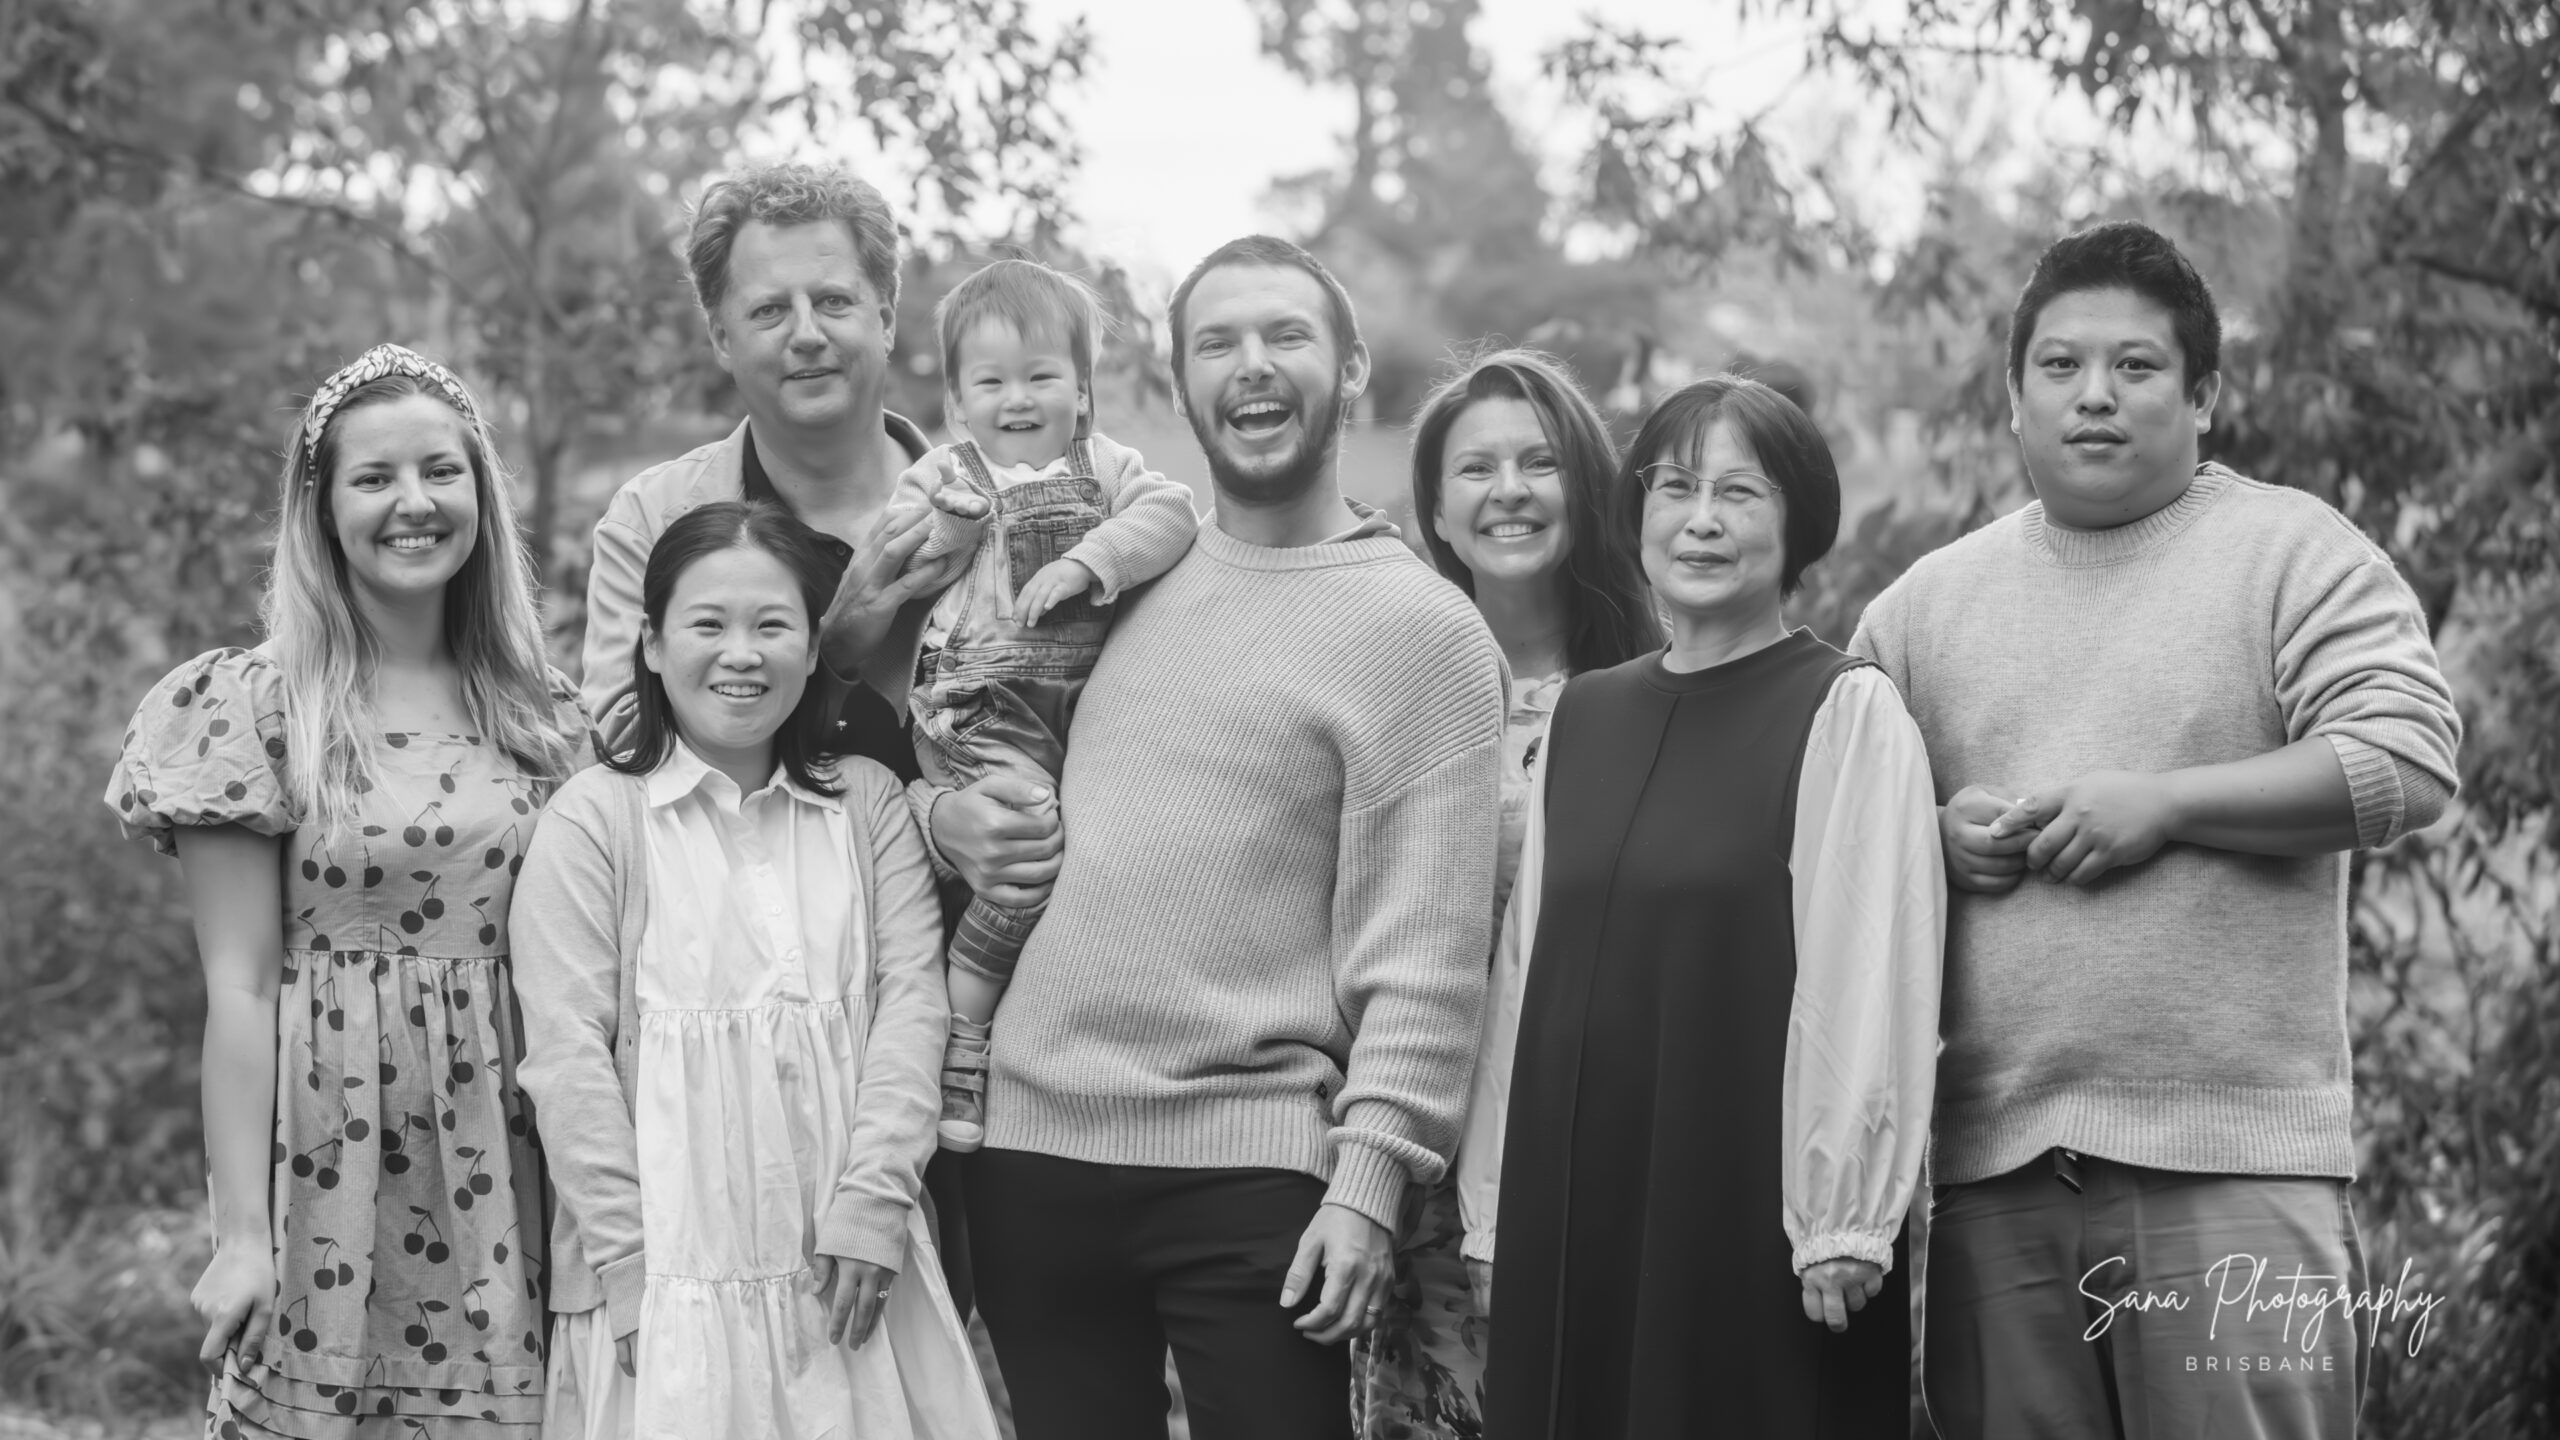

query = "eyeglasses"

[1638,462,1780,512]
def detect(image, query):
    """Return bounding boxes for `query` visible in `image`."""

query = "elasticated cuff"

[1323,1138,1412,1231]
[1791,1228,1895,1276]
[2328,734,2404,849]
[816,1193,910,1275]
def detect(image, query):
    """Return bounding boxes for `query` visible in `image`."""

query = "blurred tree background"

[2,0,2553,1434]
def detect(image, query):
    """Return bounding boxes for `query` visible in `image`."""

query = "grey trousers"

[1924,1150,2375,1439]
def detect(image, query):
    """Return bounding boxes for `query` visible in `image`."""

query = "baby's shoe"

[938,1016,993,1152]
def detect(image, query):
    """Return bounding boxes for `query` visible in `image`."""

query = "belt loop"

[2051,1146,2085,1194]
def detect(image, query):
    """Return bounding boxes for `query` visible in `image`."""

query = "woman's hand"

[616,1333,636,1377]
[930,776,1064,909]
[1798,1258,1885,1333]
[1466,1258,1493,1319]
[191,1242,277,1372]
[813,1255,897,1348]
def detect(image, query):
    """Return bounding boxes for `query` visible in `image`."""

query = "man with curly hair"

[576,160,1064,1318]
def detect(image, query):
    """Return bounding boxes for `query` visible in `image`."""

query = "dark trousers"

[968,1150,1350,1440]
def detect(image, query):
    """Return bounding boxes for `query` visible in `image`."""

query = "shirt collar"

[646,738,843,814]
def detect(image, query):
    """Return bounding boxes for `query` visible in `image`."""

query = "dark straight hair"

[1621,376,1842,598]
[1408,347,1663,674]
[2008,220,2222,397]
[605,500,844,795]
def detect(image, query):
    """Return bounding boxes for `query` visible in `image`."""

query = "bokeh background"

[2,1,2555,1435]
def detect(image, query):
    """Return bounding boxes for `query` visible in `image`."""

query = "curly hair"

[686,162,902,318]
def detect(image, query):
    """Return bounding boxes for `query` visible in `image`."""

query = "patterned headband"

[298,343,486,464]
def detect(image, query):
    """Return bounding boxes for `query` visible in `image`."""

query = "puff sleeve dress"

[106,647,580,1438]
[1458,633,1944,1439]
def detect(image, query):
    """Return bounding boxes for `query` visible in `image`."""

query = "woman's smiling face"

[327,393,481,613]
[1432,396,1573,589]
[641,543,818,781]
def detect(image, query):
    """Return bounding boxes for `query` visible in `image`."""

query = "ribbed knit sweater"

[983,505,1508,1230]
[1850,465,2461,1183]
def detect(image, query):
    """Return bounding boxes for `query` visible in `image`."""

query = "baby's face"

[951,317,1086,468]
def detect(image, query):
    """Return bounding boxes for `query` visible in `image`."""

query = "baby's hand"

[1015,558,1098,627]
[909,464,991,566]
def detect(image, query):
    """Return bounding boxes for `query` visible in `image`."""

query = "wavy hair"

[264,370,573,839]
[603,501,845,796]
[1409,348,1663,673]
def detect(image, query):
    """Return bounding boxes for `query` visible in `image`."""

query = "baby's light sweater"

[982,506,1509,1229]
[1851,465,2462,1183]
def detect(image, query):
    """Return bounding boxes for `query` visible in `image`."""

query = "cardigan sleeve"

[1781,667,1944,1275]
[813,762,952,1272]
[511,772,649,1334]
[1456,744,1544,1265]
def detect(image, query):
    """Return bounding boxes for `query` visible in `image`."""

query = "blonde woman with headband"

[105,345,588,1436]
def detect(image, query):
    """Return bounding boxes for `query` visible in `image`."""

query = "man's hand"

[1014,558,1099,628]
[1281,1203,1394,1346]
[813,1255,897,1348]
[818,490,973,677]
[1466,1257,1492,1319]
[191,1242,276,1373]
[1939,784,2037,894]
[930,776,1064,909]
[1999,770,2182,886]
[1799,1258,1885,1333]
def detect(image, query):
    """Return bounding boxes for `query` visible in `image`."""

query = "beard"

[1183,374,1347,508]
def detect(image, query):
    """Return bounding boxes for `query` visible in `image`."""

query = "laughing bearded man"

[959,236,1510,1440]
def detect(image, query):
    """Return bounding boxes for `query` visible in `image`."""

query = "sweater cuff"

[904,778,961,885]
[1791,1229,1895,1276]
[1459,1227,1495,1264]
[597,1250,648,1339]
[815,1193,911,1275]
[1060,538,1125,602]
[1323,1137,1413,1231]
[2327,734,2404,848]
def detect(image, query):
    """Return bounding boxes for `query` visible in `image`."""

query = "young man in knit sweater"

[1852,222,2460,1438]
[960,235,1508,1440]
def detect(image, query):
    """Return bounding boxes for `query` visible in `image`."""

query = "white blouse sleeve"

[1782,666,1944,1275]
[1456,747,1544,1265]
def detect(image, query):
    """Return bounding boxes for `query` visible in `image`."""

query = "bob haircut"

[1408,347,1663,673]
[934,258,1108,434]
[2008,220,2222,398]
[1166,234,1360,389]
[268,370,572,838]
[1621,375,1842,599]
[686,162,902,320]
[605,500,845,796]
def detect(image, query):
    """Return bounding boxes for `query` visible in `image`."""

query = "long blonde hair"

[262,364,574,838]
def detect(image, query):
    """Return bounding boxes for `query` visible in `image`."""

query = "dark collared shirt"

[741,416,934,785]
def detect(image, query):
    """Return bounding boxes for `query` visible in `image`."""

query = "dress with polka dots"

[107,647,583,1439]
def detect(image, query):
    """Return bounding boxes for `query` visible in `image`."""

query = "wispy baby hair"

[934,258,1108,404]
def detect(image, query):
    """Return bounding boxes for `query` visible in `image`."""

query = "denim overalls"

[910,436,1114,980]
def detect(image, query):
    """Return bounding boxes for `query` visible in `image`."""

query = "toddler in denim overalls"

[890,259,1197,1149]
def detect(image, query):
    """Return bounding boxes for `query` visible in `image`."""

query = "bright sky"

[1037,0,1820,288]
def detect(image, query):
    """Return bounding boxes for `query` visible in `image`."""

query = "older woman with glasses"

[1459,376,1944,1438]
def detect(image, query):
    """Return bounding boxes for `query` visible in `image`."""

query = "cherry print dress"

[106,647,580,1439]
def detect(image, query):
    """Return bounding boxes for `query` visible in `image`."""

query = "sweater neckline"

[2022,464,2235,567]
[1194,499,1407,572]
[1640,627,1824,694]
